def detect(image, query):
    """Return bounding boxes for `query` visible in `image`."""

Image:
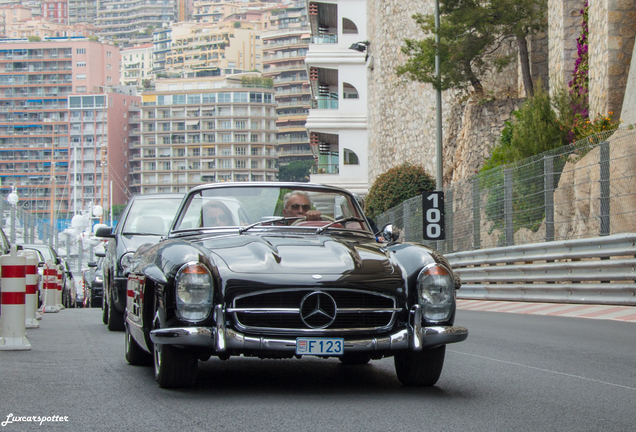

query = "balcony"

[313,96,339,110]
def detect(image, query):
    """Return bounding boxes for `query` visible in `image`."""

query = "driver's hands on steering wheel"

[305,210,322,221]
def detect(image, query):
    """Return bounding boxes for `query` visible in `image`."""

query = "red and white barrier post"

[21,250,39,329]
[56,267,65,310]
[0,244,31,350]
[43,262,60,313]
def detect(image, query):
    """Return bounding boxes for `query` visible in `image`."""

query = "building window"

[235,146,246,155]
[76,74,86,80]
[76,86,87,93]
[220,121,231,129]
[235,160,246,169]
[76,48,86,54]
[221,134,231,143]
[233,92,248,103]
[218,93,231,103]
[235,120,246,129]
[250,92,262,103]
[251,160,259,169]
[76,61,86,67]
[235,134,247,143]
[250,134,259,143]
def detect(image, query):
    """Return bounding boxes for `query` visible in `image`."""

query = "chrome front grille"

[228,289,400,334]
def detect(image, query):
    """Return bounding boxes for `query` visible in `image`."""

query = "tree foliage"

[365,163,436,219]
[397,0,547,96]
[278,160,313,182]
[240,76,274,88]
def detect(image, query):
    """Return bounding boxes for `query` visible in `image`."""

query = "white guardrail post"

[446,233,636,306]
[0,245,31,351]
[21,250,39,329]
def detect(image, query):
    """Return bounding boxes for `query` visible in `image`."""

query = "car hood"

[121,233,164,254]
[197,234,399,278]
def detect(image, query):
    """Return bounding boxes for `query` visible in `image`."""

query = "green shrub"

[509,84,570,161]
[366,163,435,219]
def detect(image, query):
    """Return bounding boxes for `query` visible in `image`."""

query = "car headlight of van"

[175,262,214,322]
[417,263,455,322]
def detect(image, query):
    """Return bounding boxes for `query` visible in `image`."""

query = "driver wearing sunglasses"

[282,191,322,221]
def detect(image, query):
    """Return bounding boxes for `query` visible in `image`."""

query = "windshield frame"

[169,183,373,237]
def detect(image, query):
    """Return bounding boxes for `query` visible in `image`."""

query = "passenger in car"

[282,191,322,221]
[202,200,234,227]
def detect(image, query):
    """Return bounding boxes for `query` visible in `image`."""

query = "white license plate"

[296,337,344,355]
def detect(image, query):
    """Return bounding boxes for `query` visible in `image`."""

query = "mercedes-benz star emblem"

[299,291,337,329]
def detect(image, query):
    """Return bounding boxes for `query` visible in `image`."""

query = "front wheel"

[394,345,446,387]
[154,343,198,388]
[102,298,109,325]
[106,292,125,331]
[125,324,152,366]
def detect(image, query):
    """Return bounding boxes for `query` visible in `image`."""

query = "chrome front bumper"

[149,305,468,353]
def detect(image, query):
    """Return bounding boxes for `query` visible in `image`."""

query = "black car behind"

[96,194,184,331]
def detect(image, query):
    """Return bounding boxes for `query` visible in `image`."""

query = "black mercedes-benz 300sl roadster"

[123,182,468,388]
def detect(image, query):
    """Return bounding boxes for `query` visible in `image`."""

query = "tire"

[102,298,109,325]
[107,293,125,331]
[153,342,198,388]
[338,353,371,365]
[125,323,152,366]
[394,345,446,387]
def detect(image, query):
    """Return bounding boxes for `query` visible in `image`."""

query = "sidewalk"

[457,299,636,323]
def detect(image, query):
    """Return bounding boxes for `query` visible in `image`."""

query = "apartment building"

[68,0,97,25]
[95,0,178,47]
[162,21,263,78]
[151,26,172,77]
[192,0,241,24]
[261,1,313,168]
[305,0,369,195]
[0,5,97,39]
[0,39,136,219]
[121,43,154,89]
[128,73,278,194]
[42,0,68,24]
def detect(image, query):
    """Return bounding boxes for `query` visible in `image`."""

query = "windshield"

[122,196,184,235]
[23,245,55,262]
[173,185,371,233]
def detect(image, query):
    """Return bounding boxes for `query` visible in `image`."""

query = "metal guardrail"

[446,233,636,306]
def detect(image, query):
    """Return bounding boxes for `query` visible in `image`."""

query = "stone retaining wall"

[367,0,636,187]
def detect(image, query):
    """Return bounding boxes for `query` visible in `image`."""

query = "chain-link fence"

[376,128,636,254]
[1,202,102,276]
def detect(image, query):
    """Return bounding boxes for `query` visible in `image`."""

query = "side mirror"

[382,224,400,243]
[95,226,115,239]
[95,251,106,258]
[87,261,97,268]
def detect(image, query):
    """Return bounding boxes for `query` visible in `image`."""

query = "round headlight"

[417,263,455,322]
[119,252,135,272]
[175,262,214,322]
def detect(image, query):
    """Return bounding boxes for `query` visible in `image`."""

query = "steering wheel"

[291,215,336,225]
